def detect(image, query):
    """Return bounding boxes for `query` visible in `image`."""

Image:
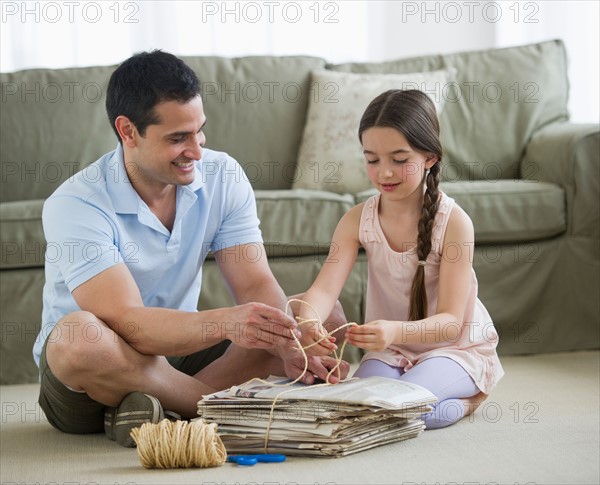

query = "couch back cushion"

[0,56,325,203]
[328,39,569,181]
[1,65,117,203]
[184,56,326,190]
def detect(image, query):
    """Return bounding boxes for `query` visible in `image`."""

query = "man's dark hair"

[106,50,201,142]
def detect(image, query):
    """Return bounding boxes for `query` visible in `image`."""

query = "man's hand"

[283,350,350,385]
[219,302,301,350]
[346,320,396,352]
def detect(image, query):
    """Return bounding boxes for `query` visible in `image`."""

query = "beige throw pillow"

[293,69,454,194]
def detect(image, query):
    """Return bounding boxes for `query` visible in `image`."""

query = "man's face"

[125,95,206,190]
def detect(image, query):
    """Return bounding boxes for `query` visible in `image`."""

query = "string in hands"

[279,298,356,386]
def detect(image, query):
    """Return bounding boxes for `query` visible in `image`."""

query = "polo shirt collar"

[184,161,205,193]
[107,144,204,215]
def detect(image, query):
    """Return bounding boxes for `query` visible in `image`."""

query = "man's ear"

[115,116,137,147]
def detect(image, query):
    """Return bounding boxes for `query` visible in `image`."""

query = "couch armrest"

[522,122,599,238]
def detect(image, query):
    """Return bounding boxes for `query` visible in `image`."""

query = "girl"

[298,89,504,429]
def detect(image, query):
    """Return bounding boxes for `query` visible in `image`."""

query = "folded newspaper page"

[228,376,437,407]
[197,376,437,458]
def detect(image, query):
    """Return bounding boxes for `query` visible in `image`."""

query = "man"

[34,50,348,447]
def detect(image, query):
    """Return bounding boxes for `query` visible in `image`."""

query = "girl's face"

[362,127,438,203]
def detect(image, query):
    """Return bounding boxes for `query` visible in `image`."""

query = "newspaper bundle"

[197,376,437,457]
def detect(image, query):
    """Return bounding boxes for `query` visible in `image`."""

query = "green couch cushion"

[0,268,44,384]
[1,200,45,270]
[328,40,569,182]
[0,66,117,203]
[355,180,566,244]
[255,189,354,256]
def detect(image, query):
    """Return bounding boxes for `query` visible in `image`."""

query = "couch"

[1,38,599,485]
[1,39,599,386]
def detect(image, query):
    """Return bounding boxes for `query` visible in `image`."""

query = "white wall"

[365,1,599,123]
[366,0,497,60]
[1,1,598,122]
[497,1,599,127]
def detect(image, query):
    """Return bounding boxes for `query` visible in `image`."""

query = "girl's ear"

[424,153,439,169]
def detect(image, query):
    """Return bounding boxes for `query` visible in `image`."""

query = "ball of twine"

[130,419,226,469]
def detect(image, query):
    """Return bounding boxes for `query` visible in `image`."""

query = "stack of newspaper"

[197,376,437,457]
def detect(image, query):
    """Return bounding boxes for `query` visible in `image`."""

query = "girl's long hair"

[358,90,442,321]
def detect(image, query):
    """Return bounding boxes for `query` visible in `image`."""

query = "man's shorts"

[38,337,231,434]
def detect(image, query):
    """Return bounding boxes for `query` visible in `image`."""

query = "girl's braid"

[409,162,441,321]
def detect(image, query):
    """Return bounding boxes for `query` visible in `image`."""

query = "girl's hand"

[298,320,338,356]
[347,320,396,352]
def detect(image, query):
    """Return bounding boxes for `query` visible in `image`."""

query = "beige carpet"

[1,351,598,485]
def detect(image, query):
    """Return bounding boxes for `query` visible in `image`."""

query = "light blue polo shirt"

[33,145,262,366]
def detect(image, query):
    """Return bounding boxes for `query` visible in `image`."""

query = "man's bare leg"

[45,311,216,418]
[194,344,285,390]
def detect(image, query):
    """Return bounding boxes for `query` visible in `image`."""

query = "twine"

[130,419,226,469]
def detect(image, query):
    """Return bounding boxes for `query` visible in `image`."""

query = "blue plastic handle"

[235,456,258,466]
[228,454,286,465]
[253,454,287,463]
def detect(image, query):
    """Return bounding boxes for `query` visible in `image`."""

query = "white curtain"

[494,0,599,124]
[1,1,598,122]
[0,1,369,69]
[365,0,599,123]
